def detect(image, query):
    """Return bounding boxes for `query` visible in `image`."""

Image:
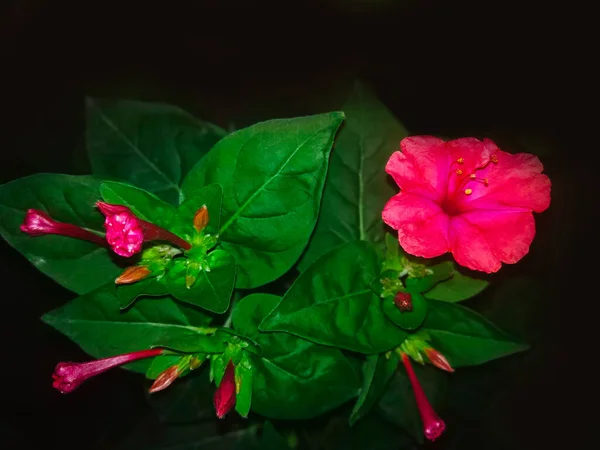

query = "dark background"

[0,1,586,449]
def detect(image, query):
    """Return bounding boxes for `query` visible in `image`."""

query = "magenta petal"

[382,192,450,258]
[386,136,450,203]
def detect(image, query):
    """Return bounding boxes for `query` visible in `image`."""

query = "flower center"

[441,153,499,215]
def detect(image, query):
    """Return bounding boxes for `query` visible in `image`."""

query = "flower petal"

[386,136,450,202]
[458,150,551,213]
[382,192,450,258]
[449,210,536,273]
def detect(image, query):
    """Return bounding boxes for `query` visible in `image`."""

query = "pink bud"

[96,202,145,257]
[401,353,445,441]
[52,348,163,394]
[96,202,191,257]
[20,209,106,247]
[149,366,180,393]
[424,347,455,373]
[213,361,236,419]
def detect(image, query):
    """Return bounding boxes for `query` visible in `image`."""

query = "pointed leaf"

[349,353,398,426]
[100,181,176,228]
[260,241,407,354]
[298,82,409,271]
[234,293,361,419]
[0,174,120,294]
[424,264,489,302]
[42,283,213,373]
[182,113,345,288]
[166,250,236,313]
[86,98,226,205]
[422,300,529,367]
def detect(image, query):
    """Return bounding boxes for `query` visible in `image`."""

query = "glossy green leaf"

[382,291,427,330]
[235,352,254,418]
[405,261,454,293]
[260,241,407,354]
[165,250,236,313]
[349,353,398,426]
[0,174,121,294]
[181,113,345,289]
[100,181,176,228]
[172,184,222,238]
[42,283,213,373]
[377,363,448,443]
[424,264,489,302]
[422,300,529,367]
[153,332,227,354]
[86,98,226,205]
[234,293,361,419]
[117,277,169,309]
[298,82,409,271]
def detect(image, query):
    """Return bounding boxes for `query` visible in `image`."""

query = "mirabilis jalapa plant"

[0,84,550,444]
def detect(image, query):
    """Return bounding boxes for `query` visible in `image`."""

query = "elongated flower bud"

[52,348,164,394]
[115,266,151,284]
[149,366,180,393]
[424,347,454,373]
[401,353,445,441]
[20,209,106,247]
[96,202,191,257]
[193,205,209,232]
[213,361,236,419]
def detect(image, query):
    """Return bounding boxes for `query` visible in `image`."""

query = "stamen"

[469,173,476,179]
[491,154,498,163]
[456,157,464,164]
[464,188,472,195]
[456,169,463,175]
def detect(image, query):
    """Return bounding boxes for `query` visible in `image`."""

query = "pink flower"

[401,352,445,441]
[96,202,191,257]
[213,361,236,419]
[52,348,163,394]
[382,137,551,273]
[20,209,107,247]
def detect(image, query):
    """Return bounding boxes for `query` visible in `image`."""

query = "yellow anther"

[469,173,476,179]
[491,154,498,163]
[456,169,463,175]
[457,157,464,164]
[464,188,473,195]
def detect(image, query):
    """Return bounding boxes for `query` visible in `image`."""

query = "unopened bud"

[149,366,180,393]
[424,347,454,373]
[115,266,151,284]
[394,291,413,312]
[193,205,209,232]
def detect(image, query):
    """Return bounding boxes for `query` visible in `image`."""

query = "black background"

[0,1,588,449]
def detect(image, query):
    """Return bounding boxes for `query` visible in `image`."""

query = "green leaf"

[182,113,345,289]
[172,184,223,238]
[298,82,409,271]
[42,283,213,373]
[235,352,254,418]
[422,300,529,367]
[86,98,227,205]
[377,363,448,443]
[100,181,176,228]
[260,241,407,354]
[165,250,236,313]
[234,293,361,420]
[424,264,489,302]
[153,332,227,354]
[382,291,428,331]
[0,174,121,294]
[349,353,398,426]
[405,261,454,293]
[117,277,169,309]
